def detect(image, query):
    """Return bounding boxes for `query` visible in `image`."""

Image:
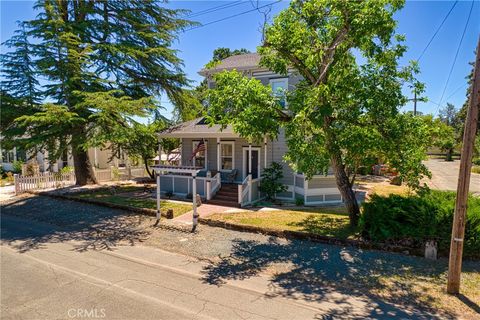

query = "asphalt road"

[423,158,480,195]
[1,214,372,320]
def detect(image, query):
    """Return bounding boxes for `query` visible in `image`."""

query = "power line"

[436,0,474,113]
[445,83,468,102]
[184,1,281,32]
[417,1,458,62]
[186,1,246,18]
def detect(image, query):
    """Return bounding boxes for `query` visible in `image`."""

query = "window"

[270,78,288,107]
[61,150,69,168]
[1,149,15,163]
[16,148,26,162]
[220,142,234,170]
[192,140,207,168]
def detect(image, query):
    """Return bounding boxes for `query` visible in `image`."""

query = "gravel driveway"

[423,158,480,196]
[1,194,479,319]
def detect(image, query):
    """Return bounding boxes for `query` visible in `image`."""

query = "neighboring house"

[157,53,341,207]
[0,145,129,173]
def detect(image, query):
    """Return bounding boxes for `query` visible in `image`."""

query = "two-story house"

[157,53,341,207]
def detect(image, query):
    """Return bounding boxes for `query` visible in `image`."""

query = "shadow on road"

[1,195,150,252]
[201,237,478,319]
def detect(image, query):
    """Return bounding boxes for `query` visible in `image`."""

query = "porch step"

[207,184,240,207]
[215,190,237,196]
[207,199,240,207]
[214,194,238,202]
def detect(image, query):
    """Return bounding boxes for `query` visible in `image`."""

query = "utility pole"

[447,36,480,294]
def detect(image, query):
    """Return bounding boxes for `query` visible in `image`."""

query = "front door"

[244,149,260,179]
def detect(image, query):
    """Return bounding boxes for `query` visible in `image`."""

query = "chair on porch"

[223,169,238,184]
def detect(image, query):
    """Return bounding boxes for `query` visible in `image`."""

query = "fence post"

[14,174,19,195]
[206,180,211,200]
[127,166,132,180]
[110,166,114,181]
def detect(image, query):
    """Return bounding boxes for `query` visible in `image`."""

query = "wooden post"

[156,171,161,221]
[192,174,198,232]
[447,36,480,294]
[14,174,19,195]
[217,137,221,172]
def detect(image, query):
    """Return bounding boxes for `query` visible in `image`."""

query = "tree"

[437,104,459,161]
[206,0,429,226]
[1,0,194,185]
[1,23,42,107]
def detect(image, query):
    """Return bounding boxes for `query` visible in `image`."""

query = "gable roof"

[158,117,239,138]
[199,53,261,76]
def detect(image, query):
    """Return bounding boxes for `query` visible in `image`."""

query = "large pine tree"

[1,0,194,184]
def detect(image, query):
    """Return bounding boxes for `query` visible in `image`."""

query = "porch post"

[217,137,221,172]
[158,143,162,165]
[263,137,267,168]
[156,170,161,221]
[192,173,198,232]
[248,144,252,175]
[248,143,252,204]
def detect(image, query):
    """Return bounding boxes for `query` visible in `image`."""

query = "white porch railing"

[14,172,75,194]
[160,172,221,199]
[237,175,266,207]
[291,173,342,205]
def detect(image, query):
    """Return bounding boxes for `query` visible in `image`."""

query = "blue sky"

[1,0,479,118]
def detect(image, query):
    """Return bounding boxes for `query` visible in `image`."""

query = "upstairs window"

[270,78,288,107]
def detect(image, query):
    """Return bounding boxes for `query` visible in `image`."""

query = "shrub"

[60,166,74,174]
[12,160,23,173]
[472,166,480,174]
[360,189,480,258]
[295,196,304,206]
[472,157,480,166]
[259,162,287,200]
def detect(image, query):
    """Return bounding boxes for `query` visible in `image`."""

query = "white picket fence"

[14,166,149,194]
[14,172,76,194]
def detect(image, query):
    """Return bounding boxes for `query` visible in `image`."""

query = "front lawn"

[73,187,192,218]
[208,206,359,240]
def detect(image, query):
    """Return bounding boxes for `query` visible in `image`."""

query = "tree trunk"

[323,116,360,226]
[331,152,360,226]
[446,148,454,161]
[72,147,97,185]
[144,158,154,179]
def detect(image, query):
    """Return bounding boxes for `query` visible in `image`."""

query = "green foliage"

[204,47,250,69]
[206,70,280,143]
[12,160,23,173]
[259,162,287,200]
[60,166,74,174]
[472,166,480,174]
[295,196,305,206]
[360,190,480,258]
[1,0,196,184]
[206,0,428,224]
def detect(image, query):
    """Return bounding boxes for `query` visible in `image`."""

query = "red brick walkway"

[173,203,244,224]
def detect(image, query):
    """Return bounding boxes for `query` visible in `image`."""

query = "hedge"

[360,189,480,258]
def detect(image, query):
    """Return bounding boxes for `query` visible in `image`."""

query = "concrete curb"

[198,217,424,257]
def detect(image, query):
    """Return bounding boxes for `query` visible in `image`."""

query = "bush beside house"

[360,189,480,258]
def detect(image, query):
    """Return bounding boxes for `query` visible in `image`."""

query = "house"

[1,145,129,173]
[157,53,341,207]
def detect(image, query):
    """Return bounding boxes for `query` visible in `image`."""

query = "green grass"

[74,187,192,218]
[209,207,359,240]
[472,165,480,174]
